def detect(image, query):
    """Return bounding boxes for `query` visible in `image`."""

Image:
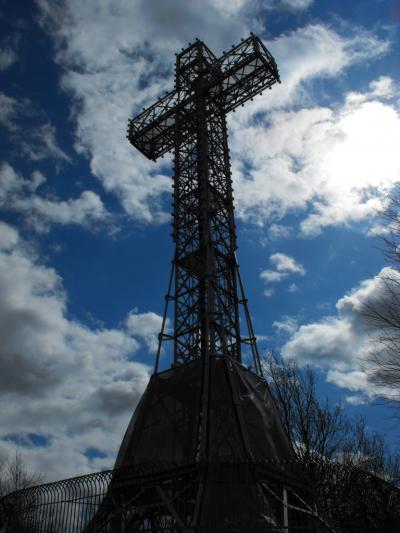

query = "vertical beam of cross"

[128,35,280,371]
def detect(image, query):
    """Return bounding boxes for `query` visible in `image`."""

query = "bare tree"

[362,273,400,400]
[0,452,42,498]
[362,192,400,402]
[264,352,400,533]
[0,453,42,532]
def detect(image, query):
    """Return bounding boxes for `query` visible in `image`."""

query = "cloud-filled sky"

[0,0,399,481]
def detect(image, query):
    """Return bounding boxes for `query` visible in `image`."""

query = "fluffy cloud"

[36,0,393,231]
[37,0,252,66]
[369,76,395,99]
[232,23,390,115]
[36,0,256,223]
[125,310,169,353]
[14,190,109,232]
[0,163,109,232]
[0,91,70,162]
[0,43,17,71]
[281,267,399,401]
[260,252,305,292]
[271,252,305,274]
[231,81,400,233]
[264,0,314,11]
[20,122,71,162]
[0,221,161,480]
[263,288,275,298]
[0,92,24,131]
[261,270,286,283]
[268,223,291,240]
[0,33,18,71]
[273,315,298,334]
[0,163,28,203]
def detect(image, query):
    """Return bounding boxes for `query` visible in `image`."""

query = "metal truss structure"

[0,35,335,532]
[129,34,279,372]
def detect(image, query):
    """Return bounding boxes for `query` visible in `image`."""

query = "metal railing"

[0,461,330,533]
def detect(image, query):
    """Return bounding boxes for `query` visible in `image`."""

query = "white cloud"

[0,163,110,232]
[14,190,109,232]
[0,92,22,131]
[271,252,305,274]
[0,222,152,480]
[125,310,166,353]
[0,47,17,71]
[0,162,27,204]
[36,0,393,231]
[212,0,251,15]
[0,221,18,249]
[264,288,275,298]
[0,92,70,162]
[327,369,370,394]
[345,394,369,406]
[231,23,390,115]
[232,83,400,233]
[224,24,394,233]
[21,122,71,162]
[0,163,47,204]
[261,269,286,283]
[36,0,256,224]
[281,267,400,401]
[0,34,18,71]
[288,282,298,292]
[269,223,291,239]
[264,0,314,11]
[260,252,305,291]
[273,315,298,334]
[366,223,392,238]
[369,76,395,99]
[282,311,366,368]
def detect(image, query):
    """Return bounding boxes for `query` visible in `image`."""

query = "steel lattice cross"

[128,34,280,371]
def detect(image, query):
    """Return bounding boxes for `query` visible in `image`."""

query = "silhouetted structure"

[0,35,333,532]
[107,34,330,531]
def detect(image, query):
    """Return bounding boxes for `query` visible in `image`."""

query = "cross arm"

[208,34,280,114]
[127,89,179,161]
[127,34,280,161]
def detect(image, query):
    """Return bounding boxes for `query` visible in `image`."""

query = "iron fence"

[0,460,331,532]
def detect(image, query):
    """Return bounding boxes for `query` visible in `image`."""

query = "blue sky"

[0,0,399,481]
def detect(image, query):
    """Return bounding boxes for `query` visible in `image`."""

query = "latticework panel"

[172,43,242,367]
[173,114,239,365]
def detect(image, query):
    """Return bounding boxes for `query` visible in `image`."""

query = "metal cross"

[128,34,280,372]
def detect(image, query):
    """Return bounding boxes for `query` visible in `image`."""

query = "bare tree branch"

[361,190,400,402]
[264,352,400,533]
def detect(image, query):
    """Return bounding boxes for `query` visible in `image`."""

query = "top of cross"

[127,34,280,161]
